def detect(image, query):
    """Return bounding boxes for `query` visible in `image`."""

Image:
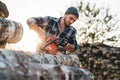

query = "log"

[0,18,23,48]
[77,43,120,80]
[0,49,80,67]
[0,1,9,18]
[0,60,94,80]
[0,18,23,43]
[0,49,94,80]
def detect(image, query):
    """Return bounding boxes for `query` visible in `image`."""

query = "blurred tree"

[74,0,120,47]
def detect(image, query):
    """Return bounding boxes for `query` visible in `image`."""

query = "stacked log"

[0,18,23,48]
[0,49,79,66]
[0,18,23,43]
[0,1,23,48]
[0,49,94,80]
[76,43,120,80]
[0,1,9,18]
[0,60,94,80]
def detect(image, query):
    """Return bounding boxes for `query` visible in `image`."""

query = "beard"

[63,17,70,27]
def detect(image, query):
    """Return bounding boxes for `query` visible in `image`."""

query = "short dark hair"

[65,6,79,18]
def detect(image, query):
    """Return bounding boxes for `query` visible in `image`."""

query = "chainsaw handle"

[43,39,56,49]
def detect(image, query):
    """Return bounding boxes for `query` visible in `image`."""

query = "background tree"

[73,0,120,47]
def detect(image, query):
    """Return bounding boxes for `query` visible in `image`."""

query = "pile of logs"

[76,43,120,80]
[0,60,94,80]
[0,49,94,80]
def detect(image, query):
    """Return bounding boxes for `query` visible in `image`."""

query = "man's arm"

[64,39,78,52]
[64,43,75,52]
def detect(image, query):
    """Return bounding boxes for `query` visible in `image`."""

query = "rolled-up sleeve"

[72,33,78,51]
[68,29,78,51]
[26,16,50,28]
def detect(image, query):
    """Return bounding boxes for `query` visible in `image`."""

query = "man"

[26,6,79,54]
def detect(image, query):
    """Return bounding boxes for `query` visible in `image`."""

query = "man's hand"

[64,43,75,52]
[29,23,40,33]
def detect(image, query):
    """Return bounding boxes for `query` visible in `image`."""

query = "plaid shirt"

[27,16,78,51]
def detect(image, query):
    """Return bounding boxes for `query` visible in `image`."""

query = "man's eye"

[70,17,73,20]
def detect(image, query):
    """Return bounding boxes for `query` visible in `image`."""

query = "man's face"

[64,14,78,26]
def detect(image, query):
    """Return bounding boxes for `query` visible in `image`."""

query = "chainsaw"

[42,35,68,55]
